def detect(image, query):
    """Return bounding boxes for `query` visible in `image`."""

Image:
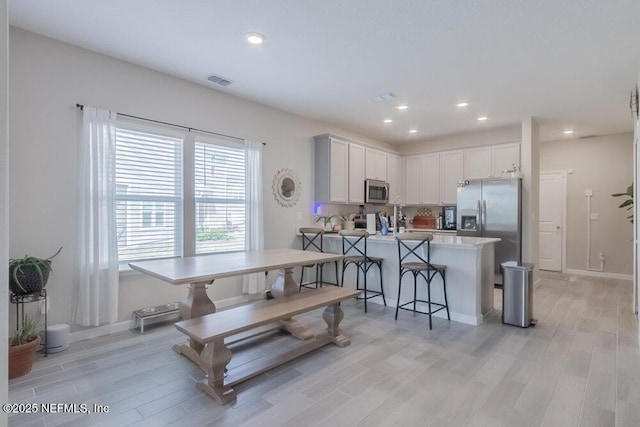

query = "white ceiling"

[8,0,640,144]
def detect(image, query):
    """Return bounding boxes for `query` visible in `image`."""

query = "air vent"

[373,93,398,102]
[578,134,599,139]
[207,74,233,86]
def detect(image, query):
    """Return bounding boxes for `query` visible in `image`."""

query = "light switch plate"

[590,213,599,220]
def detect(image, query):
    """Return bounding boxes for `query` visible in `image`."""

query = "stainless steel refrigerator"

[457,178,522,284]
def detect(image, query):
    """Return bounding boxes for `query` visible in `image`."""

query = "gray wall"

[540,133,634,275]
[8,27,391,326]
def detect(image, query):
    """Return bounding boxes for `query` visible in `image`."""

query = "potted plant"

[341,213,356,231]
[9,315,41,379]
[9,247,62,296]
[315,215,336,231]
[612,183,633,223]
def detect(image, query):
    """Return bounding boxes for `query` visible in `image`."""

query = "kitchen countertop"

[405,228,457,234]
[321,231,500,248]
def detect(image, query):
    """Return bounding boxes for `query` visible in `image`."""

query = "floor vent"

[207,74,233,86]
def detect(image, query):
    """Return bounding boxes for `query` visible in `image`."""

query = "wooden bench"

[174,286,360,404]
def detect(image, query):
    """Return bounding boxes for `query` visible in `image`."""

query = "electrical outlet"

[39,296,49,314]
[590,213,599,220]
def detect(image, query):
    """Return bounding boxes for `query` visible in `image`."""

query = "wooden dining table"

[129,248,344,365]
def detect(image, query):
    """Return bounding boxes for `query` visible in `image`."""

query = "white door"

[539,172,564,271]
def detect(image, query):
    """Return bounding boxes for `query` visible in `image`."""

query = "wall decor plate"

[272,168,301,207]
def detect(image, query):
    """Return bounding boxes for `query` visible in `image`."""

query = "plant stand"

[10,289,48,357]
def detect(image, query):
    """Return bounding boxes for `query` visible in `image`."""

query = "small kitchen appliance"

[364,179,389,204]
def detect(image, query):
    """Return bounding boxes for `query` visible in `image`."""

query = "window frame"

[114,121,247,268]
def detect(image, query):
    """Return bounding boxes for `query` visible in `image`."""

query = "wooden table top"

[128,248,344,285]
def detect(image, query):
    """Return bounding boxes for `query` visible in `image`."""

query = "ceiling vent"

[578,134,599,139]
[207,74,233,86]
[373,93,398,102]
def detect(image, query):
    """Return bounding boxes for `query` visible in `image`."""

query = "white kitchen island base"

[316,233,499,326]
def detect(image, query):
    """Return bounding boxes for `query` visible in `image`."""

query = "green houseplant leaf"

[9,315,40,346]
[9,247,62,295]
[612,184,633,223]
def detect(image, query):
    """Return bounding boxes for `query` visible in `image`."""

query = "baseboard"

[370,298,483,326]
[69,294,251,343]
[565,269,632,281]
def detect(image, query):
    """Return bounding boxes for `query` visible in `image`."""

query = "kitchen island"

[312,233,500,326]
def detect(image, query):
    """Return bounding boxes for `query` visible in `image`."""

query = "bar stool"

[339,230,386,312]
[299,227,340,290]
[395,232,450,330]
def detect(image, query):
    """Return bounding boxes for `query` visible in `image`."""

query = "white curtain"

[73,107,119,326]
[242,140,266,294]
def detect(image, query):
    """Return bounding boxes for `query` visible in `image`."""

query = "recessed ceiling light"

[383,119,393,123]
[246,32,265,45]
[396,105,408,110]
[456,102,470,108]
[409,129,418,133]
[477,116,488,121]
[563,130,574,134]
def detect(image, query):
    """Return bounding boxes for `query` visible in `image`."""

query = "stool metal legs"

[344,260,385,313]
[395,269,448,330]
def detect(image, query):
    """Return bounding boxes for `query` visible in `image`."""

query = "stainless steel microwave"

[365,179,389,204]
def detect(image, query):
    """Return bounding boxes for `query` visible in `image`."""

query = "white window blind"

[194,140,246,254]
[115,127,183,262]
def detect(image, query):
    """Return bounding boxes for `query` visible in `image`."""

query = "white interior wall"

[541,132,633,275]
[396,125,521,155]
[8,27,390,326]
[1,0,8,418]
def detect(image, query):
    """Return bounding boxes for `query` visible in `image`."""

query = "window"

[114,124,247,263]
[195,141,246,254]
[115,126,183,262]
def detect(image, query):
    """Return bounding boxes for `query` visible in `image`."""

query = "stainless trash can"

[501,261,536,327]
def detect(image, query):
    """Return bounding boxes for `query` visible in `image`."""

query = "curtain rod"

[75,104,265,145]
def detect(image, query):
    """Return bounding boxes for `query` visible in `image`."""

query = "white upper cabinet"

[387,154,402,204]
[314,136,349,203]
[492,143,520,177]
[463,143,521,179]
[464,146,492,180]
[404,155,424,205]
[365,147,387,181]
[348,143,365,203]
[439,150,463,205]
[404,153,440,205]
[424,154,441,205]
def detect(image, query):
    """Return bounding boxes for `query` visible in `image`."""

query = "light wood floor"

[8,272,640,426]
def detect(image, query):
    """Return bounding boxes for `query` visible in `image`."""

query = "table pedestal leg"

[272,267,314,340]
[320,303,351,347]
[173,282,216,365]
[270,267,298,297]
[197,338,235,404]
